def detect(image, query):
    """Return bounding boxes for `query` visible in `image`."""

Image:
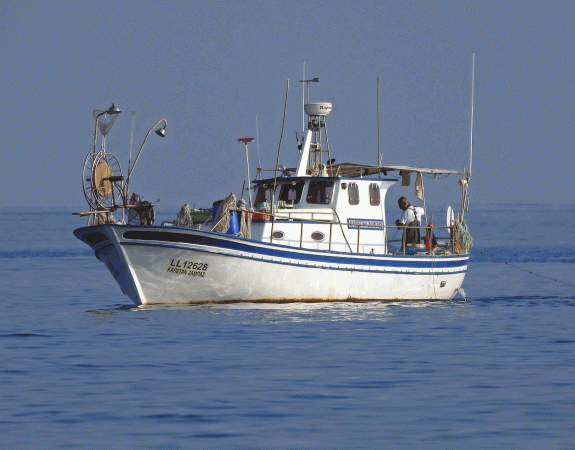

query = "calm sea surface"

[1,204,574,449]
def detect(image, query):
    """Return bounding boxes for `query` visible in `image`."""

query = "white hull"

[75,225,468,305]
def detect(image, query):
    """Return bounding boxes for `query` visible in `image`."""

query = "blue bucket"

[227,211,239,234]
[212,200,239,234]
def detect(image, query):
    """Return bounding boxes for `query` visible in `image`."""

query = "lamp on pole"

[238,137,255,208]
[92,103,121,155]
[125,118,168,198]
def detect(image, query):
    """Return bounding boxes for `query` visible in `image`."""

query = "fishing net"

[174,204,193,227]
[237,198,252,239]
[453,219,473,254]
[212,193,236,233]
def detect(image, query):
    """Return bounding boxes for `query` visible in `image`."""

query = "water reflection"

[84,299,471,324]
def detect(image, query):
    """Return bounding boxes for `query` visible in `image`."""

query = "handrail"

[330,208,354,253]
[255,207,453,255]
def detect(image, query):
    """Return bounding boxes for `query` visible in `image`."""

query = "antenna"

[469,53,475,180]
[128,112,135,172]
[123,111,135,221]
[272,78,290,227]
[255,115,261,168]
[377,77,381,167]
[302,61,305,131]
[238,137,255,208]
[300,63,319,131]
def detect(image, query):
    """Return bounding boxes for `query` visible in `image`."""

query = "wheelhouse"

[250,175,396,254]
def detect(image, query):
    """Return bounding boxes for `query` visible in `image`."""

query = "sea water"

[1,204,574,449]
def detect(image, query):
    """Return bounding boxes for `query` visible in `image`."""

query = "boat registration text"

[167,259,209,277]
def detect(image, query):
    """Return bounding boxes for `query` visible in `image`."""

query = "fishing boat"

[74,79,473,305]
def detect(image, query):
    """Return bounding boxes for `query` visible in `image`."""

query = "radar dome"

[304,102,332,116]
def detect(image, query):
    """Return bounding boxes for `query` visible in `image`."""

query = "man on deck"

[396,197,425,248]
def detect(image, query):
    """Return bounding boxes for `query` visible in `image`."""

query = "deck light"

[106,104,121,115]
[155,125,167,138]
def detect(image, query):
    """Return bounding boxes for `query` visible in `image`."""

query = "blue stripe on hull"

[121,241,468,275]
[76,224,469,272]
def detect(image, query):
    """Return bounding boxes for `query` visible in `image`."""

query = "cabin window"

[369,183,380,206]
[306,180,334,205]
[272,230,285,240]
[278,181,305,205]
[255,184,276,209]
[348,182,359,205]
[311,231,325,241]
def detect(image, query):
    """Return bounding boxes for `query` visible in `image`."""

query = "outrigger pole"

[302,62,305,131]
[271,78,290,241]
[377,77,381,167]
[461,53,475,221]
[469,52,475,180]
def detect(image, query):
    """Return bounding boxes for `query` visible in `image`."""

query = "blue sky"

[1,0,574,211]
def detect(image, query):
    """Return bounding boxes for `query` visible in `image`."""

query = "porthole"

[272,230,285,240]
[311,231,325,241]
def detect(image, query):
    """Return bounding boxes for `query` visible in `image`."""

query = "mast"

[302,62,305,131]
[299,64,319,133]
[377,77,381,167]
[296,102,332,176]
[469,52,475,180]
[461,53,475,221]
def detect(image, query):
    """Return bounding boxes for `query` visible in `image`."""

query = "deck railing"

[253,209,454,255]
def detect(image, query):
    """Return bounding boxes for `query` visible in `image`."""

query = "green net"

[453,219,473,254]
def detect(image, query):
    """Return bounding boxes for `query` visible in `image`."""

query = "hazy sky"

[1,0,574,212]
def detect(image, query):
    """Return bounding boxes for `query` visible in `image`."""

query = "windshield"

[306,180,335,205]
[278,181,305,205]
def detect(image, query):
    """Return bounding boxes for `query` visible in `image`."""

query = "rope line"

[503,261,575,287]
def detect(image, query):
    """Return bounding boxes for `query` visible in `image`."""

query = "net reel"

[82,150,124,209]
[80,104,167,217]
[82,104,125,210]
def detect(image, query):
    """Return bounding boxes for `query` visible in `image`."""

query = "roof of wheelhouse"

[254,163,467,186]
[253,176,340,187]
[328,163,469,178]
